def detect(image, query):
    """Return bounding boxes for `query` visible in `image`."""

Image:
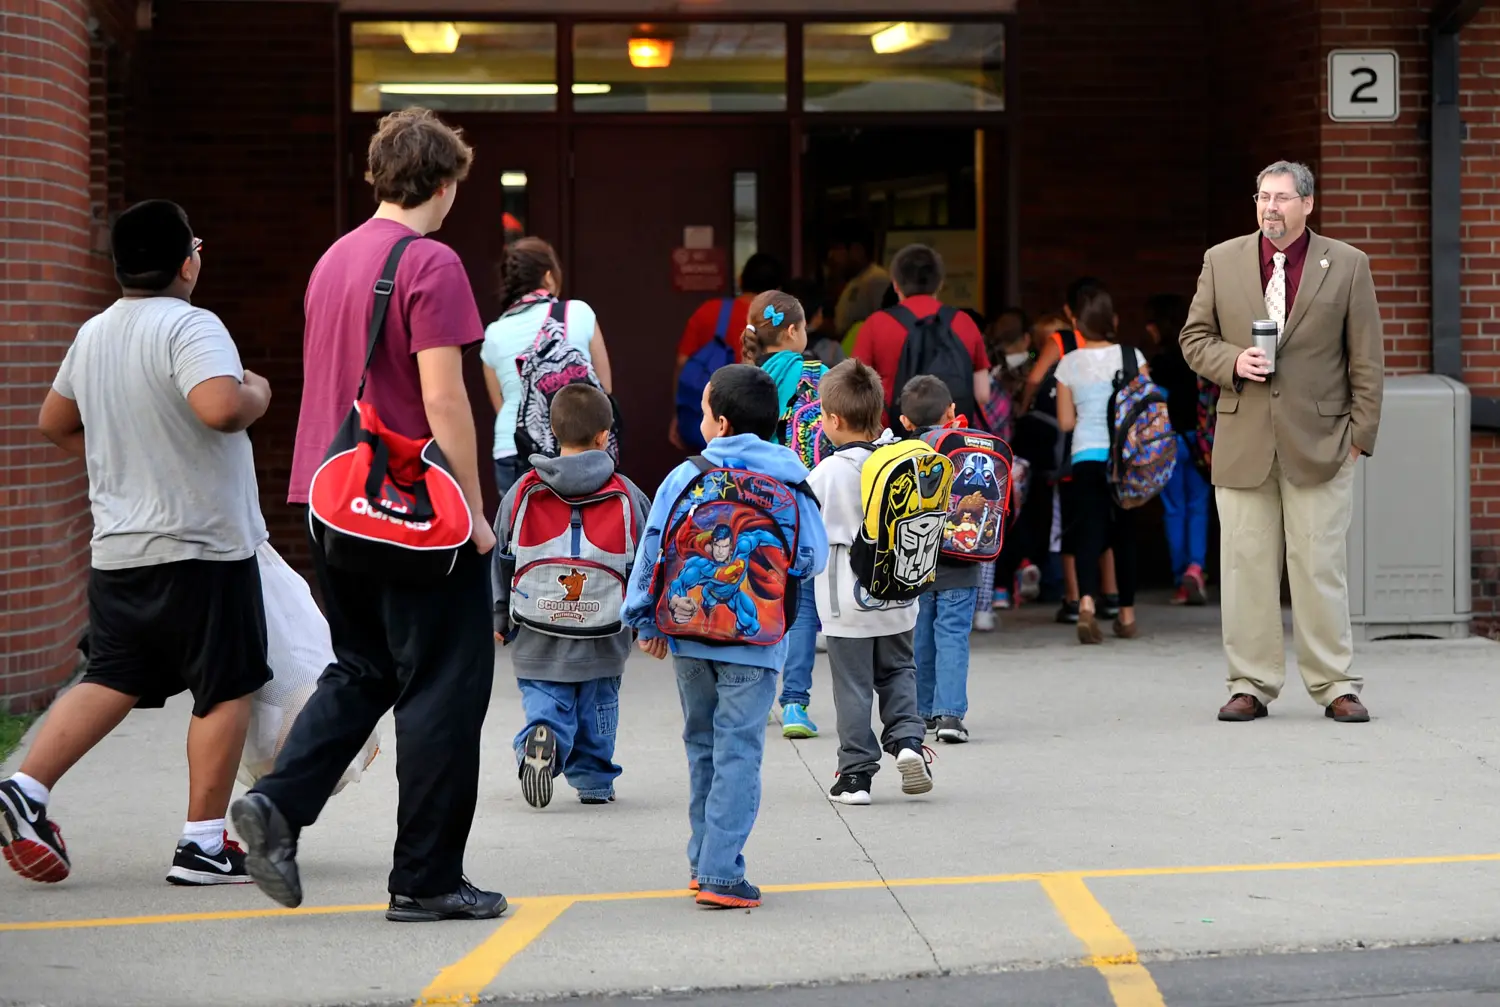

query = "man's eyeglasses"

[190,237,204,255]
[1253,193,1305,207]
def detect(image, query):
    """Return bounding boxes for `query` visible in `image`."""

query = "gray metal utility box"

[1348,375,1471,641]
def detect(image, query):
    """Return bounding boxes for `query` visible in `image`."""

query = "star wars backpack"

[918,427,1014,563]
[847,439,954,602]
[506,470,638,638]
[650,457,813,647]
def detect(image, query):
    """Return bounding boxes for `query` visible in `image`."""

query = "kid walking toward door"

[742,289,828,740]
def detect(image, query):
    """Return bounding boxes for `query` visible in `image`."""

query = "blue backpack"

[675,299,736,453]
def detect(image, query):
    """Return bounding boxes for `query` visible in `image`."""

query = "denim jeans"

[494,456,521,498]
[512,677,622,801]
[1161,434,1211,580]
[779,582,819,708]
[915,588,976,720]
[674,657,778,887]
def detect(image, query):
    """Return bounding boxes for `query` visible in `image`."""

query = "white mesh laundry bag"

[239,542,380,795]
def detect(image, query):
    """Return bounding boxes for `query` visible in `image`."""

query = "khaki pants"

[1216,454,1360,706]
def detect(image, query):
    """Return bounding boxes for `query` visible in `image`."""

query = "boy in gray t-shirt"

[0,200,273,890]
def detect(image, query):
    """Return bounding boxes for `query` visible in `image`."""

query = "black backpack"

[888,304,979,425]
[1011,328,1078,481]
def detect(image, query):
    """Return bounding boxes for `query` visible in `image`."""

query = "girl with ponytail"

[480,237,613,493]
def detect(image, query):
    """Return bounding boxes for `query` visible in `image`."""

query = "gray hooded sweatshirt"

[492,451,652,683]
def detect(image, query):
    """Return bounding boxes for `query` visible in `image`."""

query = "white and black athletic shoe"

[828,772,872,806]
[894,740,935,795]
[519,725,557,809]
[935,716,970,745]
[0,778,70,884]
[166,833,251,886]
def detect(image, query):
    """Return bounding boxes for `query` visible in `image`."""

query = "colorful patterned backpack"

[781,358,834,470]
[650,457,813,647]
[1191,375,1220,476]
[918,427,1014,563]
[1105,349,1177,509]
[514,296,619,465]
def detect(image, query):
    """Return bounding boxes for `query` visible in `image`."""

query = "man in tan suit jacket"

[1180,160,1384,724]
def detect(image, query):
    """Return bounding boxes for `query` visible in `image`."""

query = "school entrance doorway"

[342,18,1011,501]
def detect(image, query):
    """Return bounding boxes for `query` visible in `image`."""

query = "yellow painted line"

[413,897,573,1007]
[5,852,1499,933]
[0,902,386,932]
[1040,874,1166,1007]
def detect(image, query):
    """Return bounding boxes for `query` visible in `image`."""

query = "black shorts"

[83,556,272,717]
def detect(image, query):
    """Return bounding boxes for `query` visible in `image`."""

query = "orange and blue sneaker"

[696,879,761,909]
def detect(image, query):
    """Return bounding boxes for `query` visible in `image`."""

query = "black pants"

[1059,461,1137,608]
[253,519,494,898]
[996,476,1055,588]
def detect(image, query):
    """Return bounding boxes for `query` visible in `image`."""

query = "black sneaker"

[1056,600,1080,624]
[935,716,970,745]
[387,878,508,923]
[579,793,616,806]
[0,779,70,884]
[924,716,939,735]
[1101,594,1121,619]
[166,833,251,886]
[893,739,934,795]
[519,725,556,809]
[828,772,872,806]
[229,792,302,908]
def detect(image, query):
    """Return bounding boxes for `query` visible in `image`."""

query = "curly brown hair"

[365,107,473,209]
[740,290,806,364]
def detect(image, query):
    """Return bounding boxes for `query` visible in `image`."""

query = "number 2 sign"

[1328,50,1399,122]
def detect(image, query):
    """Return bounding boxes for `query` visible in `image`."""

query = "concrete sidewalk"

[3,597,1499,1007]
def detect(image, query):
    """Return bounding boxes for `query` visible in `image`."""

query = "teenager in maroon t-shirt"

[232,108,505,924]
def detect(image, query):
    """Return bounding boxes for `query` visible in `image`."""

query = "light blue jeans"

[779,583,818,709]
[674,657,778,887]
[915,588,977,720]
[512,677,622,801]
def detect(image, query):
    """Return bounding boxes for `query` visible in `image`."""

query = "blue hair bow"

[763,304,785,327]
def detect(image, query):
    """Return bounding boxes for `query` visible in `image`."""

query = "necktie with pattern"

[1266,250,1288,335]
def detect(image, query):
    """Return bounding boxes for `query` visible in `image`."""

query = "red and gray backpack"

[505,471,638,638]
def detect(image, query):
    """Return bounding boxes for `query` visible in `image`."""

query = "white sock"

[10,772,50,807]
[182,819,225,854]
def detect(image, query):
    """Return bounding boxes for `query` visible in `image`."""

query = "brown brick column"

[0,0,120,710]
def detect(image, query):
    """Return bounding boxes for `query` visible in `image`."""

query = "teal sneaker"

[781,704,818,739]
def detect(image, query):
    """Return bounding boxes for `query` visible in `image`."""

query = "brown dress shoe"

[1113,617,1138,639]
[1218,693,1268,721]
[1325,695,1370,722]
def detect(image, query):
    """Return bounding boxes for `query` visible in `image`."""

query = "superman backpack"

[1106,348,1178,509]
[848,439,954,602]
[650,457,813,646]
[918,427,1014,563]
[781,357,835,470]
[505,471,638,638]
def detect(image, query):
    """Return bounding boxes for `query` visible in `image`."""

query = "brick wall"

[1311,0,1498,634]
[0,0,121,712]
[1457,7,1500,634]
[125,0,340,572]
[1014,0,1210,336]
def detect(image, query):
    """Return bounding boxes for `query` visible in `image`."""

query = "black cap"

[111,200,193,290]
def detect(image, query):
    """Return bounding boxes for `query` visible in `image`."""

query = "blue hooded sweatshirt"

[623,432,829,673]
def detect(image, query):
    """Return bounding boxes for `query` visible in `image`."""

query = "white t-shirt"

[1053,344,1148,463]
[480,299,597,458]
[53,297,267,570]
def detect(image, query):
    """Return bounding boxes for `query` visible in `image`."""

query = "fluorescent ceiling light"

[501,172,528,188]
[870,22,952,55]
[400,22,461,54]
[377,83,612,96]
